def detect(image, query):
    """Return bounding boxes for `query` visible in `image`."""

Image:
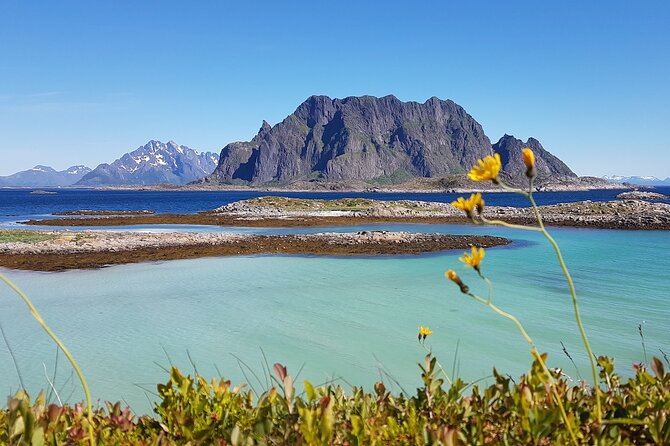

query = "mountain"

[207,95,492,184]
[77,140,219,186]
[0,165,91,187]
[603,175,670,186]
[205,95,574,185]
[493,134,576,181]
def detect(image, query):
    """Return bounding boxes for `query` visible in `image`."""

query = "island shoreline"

[0,231,510,272]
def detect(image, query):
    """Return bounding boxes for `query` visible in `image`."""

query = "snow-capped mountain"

[0,165,92,187]
[76,140,219,185]
[603,175,670,186]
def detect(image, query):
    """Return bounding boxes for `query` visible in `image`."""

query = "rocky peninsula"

[24,196,670,230]
[616,191,668,201]
[0,229,509,271]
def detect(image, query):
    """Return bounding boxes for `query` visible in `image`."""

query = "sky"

[0,1,668,178]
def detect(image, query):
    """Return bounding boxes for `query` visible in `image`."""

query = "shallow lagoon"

[1,223,669,412]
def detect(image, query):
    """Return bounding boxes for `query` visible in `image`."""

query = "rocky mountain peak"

[76,140,219,186]
[208,95,495,184]
[31,165,57,172]
[493,134,576,181]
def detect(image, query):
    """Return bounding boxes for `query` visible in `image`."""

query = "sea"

[1,187,669,412]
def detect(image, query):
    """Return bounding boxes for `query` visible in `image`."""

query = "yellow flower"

[467,153,502,183]
[418,326,432,342]
[451,193,484,218]
[418,325,433,342]
[521,148,536,178]
[445,269,469,294]
[459,246,485,272]
[521,148,535,169]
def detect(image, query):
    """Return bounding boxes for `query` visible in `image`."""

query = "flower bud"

[445,269,469,294]
[521,148,536,179]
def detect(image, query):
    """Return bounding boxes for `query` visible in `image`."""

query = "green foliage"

[0,230,56,244]
[2,356,669,445]
[369,169,415,185]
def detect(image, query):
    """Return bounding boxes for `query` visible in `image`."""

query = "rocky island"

[24,196,670,230]
[616,190,668,201]
[199,95,614,191]
[0,229,509,271]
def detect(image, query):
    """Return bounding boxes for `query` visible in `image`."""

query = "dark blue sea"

[2,187,669,221]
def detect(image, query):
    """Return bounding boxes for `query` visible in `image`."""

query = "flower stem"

[526,187,602,422]
[420,343,452,385]
[468,291,579,445]
[479,216,543,232]
[0,272,95,444]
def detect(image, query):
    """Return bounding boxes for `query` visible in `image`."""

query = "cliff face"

[207,95,579,186]
[208,95,494,184]
[493,134,576,181]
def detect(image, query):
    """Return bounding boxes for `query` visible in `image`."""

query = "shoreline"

[0,230,509,271]
[0,180,634,194]
[22,197,670,230]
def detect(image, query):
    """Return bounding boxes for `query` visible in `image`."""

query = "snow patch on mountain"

[603,175,670,186]
[76,140,219,186]
[0,165,92,187]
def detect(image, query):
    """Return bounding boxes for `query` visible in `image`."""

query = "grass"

[0,230,57,244]
[248,196,445,212]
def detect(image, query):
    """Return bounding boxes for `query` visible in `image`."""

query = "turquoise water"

[1,223,669,414]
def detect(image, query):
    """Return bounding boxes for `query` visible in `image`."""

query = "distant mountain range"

[602,175,670,186]
[205,95,576,186]
[0,165,91,187]
[76,141,218,186]
[1,141,218,187]
[5,95,645,188]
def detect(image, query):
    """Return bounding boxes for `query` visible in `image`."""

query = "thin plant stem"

[479,273,494,303]
[0,320,25,390]
[524,180,602,421]
[420,343,452,385]
[479,216,543,232]
[498,181,530,197]
[638,324,647,364]
[43,362,63,405]
[467,290,579,446]
[0,272,95,445]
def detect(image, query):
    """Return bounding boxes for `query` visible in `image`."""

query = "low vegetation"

[1,356,669,445]
[0,230,57,244]
[242,196,445,212]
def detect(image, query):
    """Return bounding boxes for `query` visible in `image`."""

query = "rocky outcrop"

[213,197,670,230]
[0,229,509,271]
[206,95,495,184]
[493,134,576,182]
[22,196,670,230]
[616,191,668,201]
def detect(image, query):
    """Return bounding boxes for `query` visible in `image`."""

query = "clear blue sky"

[1,1,668,177]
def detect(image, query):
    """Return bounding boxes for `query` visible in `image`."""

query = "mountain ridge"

[76,140,218,186]
[0,165,92,187]
[603,175,670,186]
[205,95,576,186]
